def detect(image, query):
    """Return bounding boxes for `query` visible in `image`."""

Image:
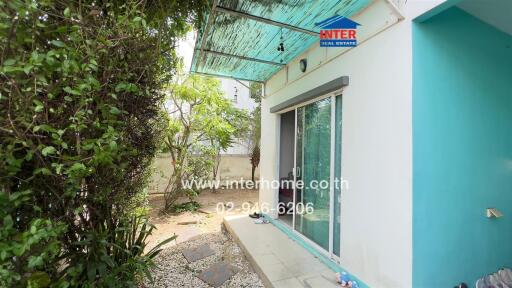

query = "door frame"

[277,89,343,262]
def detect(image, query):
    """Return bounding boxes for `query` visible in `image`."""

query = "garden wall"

[149,154,260,193]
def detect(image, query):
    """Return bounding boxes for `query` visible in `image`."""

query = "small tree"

[249,82,262,182]
[209,139,226,193]
[162,75,249,210]
[250,144,260,183]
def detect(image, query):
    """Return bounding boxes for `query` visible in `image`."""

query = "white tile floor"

[223,215,339,288]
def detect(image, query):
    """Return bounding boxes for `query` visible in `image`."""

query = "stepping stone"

[182,243,215,263]
[175,226,201,244]
[198,262,239,287]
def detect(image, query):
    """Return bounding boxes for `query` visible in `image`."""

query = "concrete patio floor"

[223,215,339,288]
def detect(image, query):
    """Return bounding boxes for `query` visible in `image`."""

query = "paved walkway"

[223,215,339,288]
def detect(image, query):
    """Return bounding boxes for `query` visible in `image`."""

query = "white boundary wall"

[149,154,260,193]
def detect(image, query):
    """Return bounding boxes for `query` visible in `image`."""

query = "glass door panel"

[294,97,331,251]
[333,95,342,256]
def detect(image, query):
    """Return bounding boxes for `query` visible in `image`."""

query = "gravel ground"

[140,227,263,288]
[145,190,259,251]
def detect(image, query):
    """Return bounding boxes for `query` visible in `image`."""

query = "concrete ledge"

[223,215,339,288]
[223,216,273,288]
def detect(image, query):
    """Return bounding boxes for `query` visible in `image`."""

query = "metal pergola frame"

[193,71,264,83]
[192,0,404,82]
[215,6,319,36]
[197,49,285,66]
[196,0,320,72]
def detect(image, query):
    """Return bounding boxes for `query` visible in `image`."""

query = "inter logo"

[316,15,361,47]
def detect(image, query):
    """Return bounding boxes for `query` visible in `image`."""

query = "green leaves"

[63,86,81,96]
[34,168,51,176]
[0,193,66,286]
[50,40,65,48]
[109,106,121,115]
[63,7,71,18]
[3,59,16,66]
[23,64,34,75]
[3,215,13,229]
[1,59,23,73]
[67,162,87,175]
[26,271,51,288]
[41,146,56,156]
[7,190,32,207]
[33,100,44,113]
[115,82,138,93]
[114,83,126,92]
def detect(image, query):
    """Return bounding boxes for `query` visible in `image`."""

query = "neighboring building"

[219,78,257,155]
[189,0,512,287]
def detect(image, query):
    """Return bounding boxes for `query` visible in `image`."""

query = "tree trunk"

[163,155,185,211]
[211,149,221,193]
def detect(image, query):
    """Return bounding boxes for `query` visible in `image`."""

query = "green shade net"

[295,97,331,250]
[191,0,372,82]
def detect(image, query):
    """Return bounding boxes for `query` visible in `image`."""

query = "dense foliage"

[0,0,207,286]
[162,75,250,210]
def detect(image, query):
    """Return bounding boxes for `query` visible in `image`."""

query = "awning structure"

[190,0,373,82]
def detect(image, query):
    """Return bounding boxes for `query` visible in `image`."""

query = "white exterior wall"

[259,97,280,219]
[260,1,417,287]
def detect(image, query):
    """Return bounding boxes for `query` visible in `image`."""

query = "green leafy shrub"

[62,215,175,287]
[0,0,206,286]
[0,190,65,287]
[171,201,201,213]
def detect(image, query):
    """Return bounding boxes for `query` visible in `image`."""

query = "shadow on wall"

[149,154,260,193]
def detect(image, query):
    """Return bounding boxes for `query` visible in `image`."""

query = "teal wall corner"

[413,0,465,23]
[413,7,512,287]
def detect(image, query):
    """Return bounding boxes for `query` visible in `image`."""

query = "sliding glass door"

[291,94,342,257]
[294,97,332,251]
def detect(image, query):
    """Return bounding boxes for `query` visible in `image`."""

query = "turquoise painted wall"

[413,7,512,287]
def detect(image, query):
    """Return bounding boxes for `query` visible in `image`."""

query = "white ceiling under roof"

[458,0,512,36]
